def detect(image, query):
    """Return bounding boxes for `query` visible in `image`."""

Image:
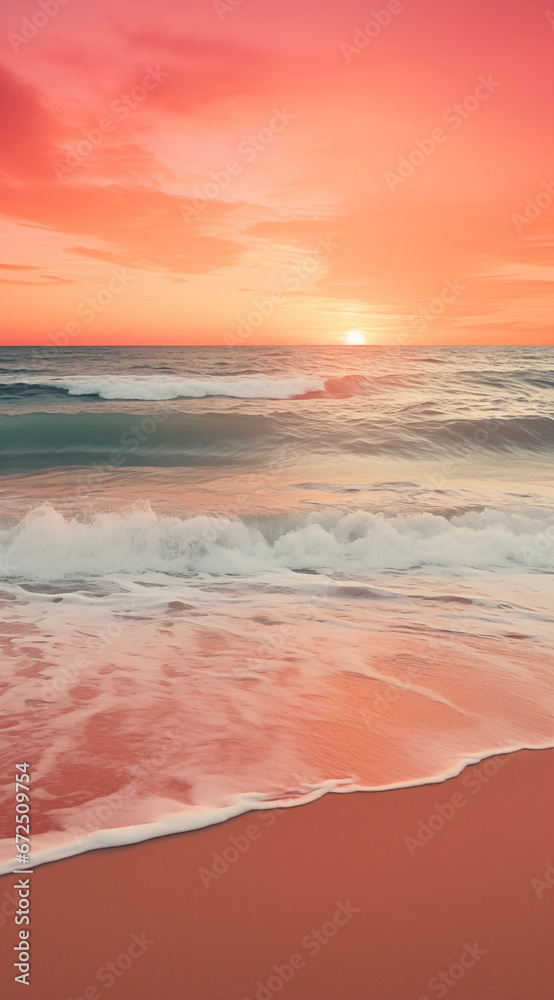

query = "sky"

[0,0,553,346]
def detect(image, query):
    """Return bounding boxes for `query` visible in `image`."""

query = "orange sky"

[0,0,553,346]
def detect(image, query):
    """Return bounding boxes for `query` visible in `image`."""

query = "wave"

[1,411,553,468]
[0,372,419,400]
[0,375,327,400]
[1,505,553,579]
[0,411,273,467]
[0,382,76,400]
[1,366,553,401]
[386,415,554,455]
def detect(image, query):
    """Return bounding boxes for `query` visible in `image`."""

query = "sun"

[344,329,366,345]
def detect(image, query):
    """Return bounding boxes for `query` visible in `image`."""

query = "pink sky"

[0,0,553,345]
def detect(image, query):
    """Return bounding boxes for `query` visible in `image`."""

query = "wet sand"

[0,748,553,1000]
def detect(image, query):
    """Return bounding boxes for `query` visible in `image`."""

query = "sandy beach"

[1,748,552,1000]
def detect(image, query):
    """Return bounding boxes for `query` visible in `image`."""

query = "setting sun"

[345,330,366,345]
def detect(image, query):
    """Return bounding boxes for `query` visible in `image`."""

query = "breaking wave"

[1,504,553,580]
[0,375,327,400]
[1,367,552,402]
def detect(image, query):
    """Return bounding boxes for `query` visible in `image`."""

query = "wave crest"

[1,505,553,580]
[0,375,326,400]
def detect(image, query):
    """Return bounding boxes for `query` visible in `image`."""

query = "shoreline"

[1,748,553,999]
[2,744,547,876]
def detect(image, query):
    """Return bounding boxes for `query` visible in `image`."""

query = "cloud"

[0,179,247,274]
[0,275,78,285]
[113,28,279,118]
[0,263,41,270]
[0,56,252,276]
[0,63,60,180]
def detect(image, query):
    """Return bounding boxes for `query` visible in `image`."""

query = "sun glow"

[344,330,366,345]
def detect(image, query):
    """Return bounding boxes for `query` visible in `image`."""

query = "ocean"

[1,344,553,870]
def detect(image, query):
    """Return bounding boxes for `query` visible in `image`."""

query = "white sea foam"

[2,375,326,399]
[0,749,539,875]
[1,504,553,580]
